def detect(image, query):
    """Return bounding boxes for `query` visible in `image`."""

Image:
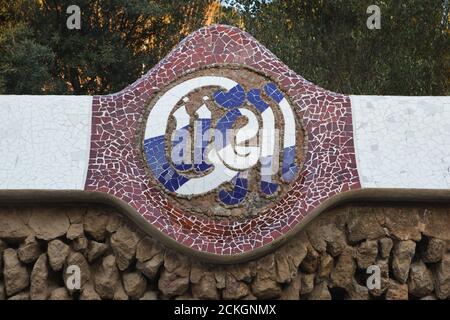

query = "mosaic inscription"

[142,68,305,219]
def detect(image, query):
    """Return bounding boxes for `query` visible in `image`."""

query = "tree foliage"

[222,0,449,95]
[0,0,448,95]
[0,23,54,94]
[0,0,218,94]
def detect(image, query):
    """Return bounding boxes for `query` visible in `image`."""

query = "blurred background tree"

[0,0,224,94]
[0,0,448,95]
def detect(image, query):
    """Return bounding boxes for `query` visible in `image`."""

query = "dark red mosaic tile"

[84,25,361,256]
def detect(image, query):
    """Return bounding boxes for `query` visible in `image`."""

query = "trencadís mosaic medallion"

[141,67,305,220]
[40,25,362,259]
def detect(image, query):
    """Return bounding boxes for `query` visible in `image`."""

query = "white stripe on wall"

[351,95,450,189]
[0,95,92,190]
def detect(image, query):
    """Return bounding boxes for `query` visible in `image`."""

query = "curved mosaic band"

[0,25,449,260]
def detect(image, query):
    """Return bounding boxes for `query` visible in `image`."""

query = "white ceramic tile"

[173,105,190,130]
[195,104,211,119]
[351,95,450,189]
[0,95,92,189]
[260,107,276,158]
[278,98,296,147]
[235,108,259,146]
[218,145,260,171]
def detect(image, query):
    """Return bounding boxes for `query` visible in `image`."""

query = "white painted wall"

[351,95,450,189]
[0,96,92,190]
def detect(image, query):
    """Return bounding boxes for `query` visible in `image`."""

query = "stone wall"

[0,203,449,300]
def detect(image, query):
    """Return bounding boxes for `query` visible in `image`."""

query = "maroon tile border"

[85,25,361,256]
